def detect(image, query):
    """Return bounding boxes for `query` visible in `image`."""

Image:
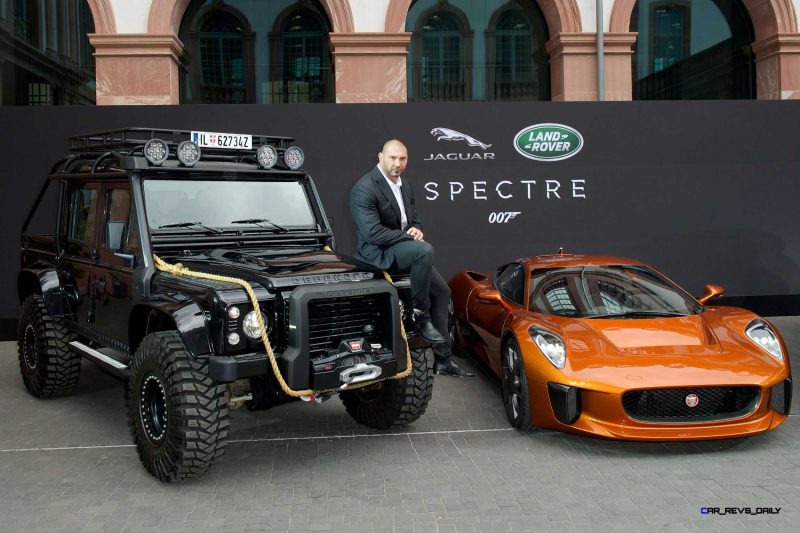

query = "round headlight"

[243,310,269,340]
[227,306,241,319]
[256,145,278,169]
[283,146,304,170]
[227,332,240,345]
[143,138,169,166]
[176,140,201,167]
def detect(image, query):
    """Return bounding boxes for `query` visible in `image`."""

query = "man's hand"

[406,227,424,241]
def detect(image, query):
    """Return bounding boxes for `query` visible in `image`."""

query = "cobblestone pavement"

[0,317,798,532]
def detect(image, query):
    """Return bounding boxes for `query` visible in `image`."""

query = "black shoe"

[414,319,446,344]
[434,361,476,378]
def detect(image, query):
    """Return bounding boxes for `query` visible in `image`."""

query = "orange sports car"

[448,252,792,440]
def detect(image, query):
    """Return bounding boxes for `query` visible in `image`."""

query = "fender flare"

[128,297,213,358]
[18,269,68,317]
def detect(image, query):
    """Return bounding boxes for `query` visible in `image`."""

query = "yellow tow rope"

[152,253,412,401]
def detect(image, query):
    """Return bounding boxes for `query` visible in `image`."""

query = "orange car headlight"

[745,319,783,361]
[530,326,566,369]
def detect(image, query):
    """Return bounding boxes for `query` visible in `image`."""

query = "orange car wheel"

[501,337,533,430]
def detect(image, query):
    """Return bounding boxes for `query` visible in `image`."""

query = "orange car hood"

[550,311,786,388]
[579,315,719,354]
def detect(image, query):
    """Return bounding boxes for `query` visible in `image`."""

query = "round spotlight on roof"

[143,138,169,166]
[283,146,305,170]
[256,145,278,169]
[176,140,201,167]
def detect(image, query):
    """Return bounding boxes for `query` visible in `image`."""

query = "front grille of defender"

[622,386,760,422]
[307,294,388,360]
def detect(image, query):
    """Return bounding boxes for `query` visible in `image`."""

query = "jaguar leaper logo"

[514,123,583,162]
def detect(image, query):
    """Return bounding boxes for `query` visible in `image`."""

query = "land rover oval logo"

[514,123,583,162]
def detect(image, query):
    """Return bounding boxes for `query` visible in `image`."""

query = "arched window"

[180,0,332,104]
[198,11,247,103]
[486,4,549,101]
[409,8,472,102]
[274,10,331,103]
[631,0,755,99]
[179,2,256,104]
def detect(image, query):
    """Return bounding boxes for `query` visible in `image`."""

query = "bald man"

[349,140,475,378]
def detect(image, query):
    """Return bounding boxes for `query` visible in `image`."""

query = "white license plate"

[191,131,253,150]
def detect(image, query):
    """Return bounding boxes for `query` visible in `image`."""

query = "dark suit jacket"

[349,166,421,269]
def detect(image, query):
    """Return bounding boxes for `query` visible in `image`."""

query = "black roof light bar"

[66,128,303,170]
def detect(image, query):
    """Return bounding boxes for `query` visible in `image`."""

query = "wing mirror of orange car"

[697,284,725,305]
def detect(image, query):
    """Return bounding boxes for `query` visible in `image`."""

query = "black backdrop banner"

[1,101,799,336]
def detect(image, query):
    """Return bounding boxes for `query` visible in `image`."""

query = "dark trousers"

[388,240,452,365]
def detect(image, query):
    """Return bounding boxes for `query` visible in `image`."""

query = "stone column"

[329,32,411,103]
[752,34,800,99]
[546,33,597,101]
[603,33,637,101]
[89,33,183,105]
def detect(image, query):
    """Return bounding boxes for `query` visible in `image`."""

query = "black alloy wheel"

[139,373,168,444]
[501,337,532,430]
[21,325,38,370]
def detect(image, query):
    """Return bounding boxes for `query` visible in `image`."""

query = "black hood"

[166,248,378,290]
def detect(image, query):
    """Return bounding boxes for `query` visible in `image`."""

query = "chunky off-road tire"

[501,336,533,430]
[17,295,80,397]
[127,331,230,482]
[341,347,434,429]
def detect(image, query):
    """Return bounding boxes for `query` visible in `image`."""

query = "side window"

[68,187,98,243]
[103,188,136,251]
[496,262,525,306]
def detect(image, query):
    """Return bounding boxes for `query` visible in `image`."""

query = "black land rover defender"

[17,128,433,481]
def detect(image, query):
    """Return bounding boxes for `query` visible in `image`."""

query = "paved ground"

[0,318,798,533]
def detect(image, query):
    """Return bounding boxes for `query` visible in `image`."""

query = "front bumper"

[209,344,402,389]
[531,374,792,441]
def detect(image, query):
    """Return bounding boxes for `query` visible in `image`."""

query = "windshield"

[143,179,316,230]
[529,265,701,318]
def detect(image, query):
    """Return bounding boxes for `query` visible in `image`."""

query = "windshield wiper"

[588,310,690,319]
[230,218,288,233]
[157,221,223,234]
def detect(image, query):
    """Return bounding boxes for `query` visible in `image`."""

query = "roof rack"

[68,128,295,157]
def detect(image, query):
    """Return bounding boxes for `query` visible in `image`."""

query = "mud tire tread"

[127,331,229,481]
[341,347,434,430]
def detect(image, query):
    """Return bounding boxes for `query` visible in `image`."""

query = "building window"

[1,1,95,105]
[13,0,37,44]
[632,0,755,99]
[180,0,332,104]
[28,81,53,106]
[273,11,329,103]
[650,3,689,73]
[487,4,549,101]
[198,11,247,103]
[409,8,471,102]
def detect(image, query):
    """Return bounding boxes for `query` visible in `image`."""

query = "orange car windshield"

[529,265,702,319]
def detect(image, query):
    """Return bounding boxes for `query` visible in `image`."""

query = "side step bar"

[69,341,130,380]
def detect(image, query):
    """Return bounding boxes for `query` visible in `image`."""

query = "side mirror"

[697,284,725,305]
[106,221,126,251]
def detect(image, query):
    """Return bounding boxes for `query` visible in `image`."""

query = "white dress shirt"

[378,165,408,230]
